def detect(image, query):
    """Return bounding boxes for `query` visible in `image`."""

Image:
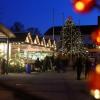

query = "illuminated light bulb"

[75,1,85,12]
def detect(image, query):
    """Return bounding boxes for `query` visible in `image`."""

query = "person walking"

[35,58,42,72]
[75,56,83,80]
[84,57,91,79]
[25,63,31,74]
[1,58,6,75]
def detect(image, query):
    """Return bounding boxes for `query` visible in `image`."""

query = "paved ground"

[0,69,95,100]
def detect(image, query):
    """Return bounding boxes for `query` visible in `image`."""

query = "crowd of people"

[0,52,97,80]
[31,55,69,74]
[28,55,68,73]
[72,55,96,80]
[0,53,97,81]
[25,54,97,80]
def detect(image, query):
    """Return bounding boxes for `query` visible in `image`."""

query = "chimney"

[98,16,100,26]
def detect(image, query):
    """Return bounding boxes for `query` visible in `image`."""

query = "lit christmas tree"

[60,17,86,57]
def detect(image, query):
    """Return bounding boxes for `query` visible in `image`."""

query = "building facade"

[10,32,56,62]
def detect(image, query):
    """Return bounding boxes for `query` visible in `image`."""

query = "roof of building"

[9,32,53,45]
[0,24,15,38]
[45,16,100,36]
[10,32,28,42]
[44,26,62,36]
[44,25,98,36]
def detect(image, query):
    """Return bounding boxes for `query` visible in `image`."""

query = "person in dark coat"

[35,58,42,72]
[55,55,63,73]
[60,57,67,73]
[1,58,6,75]
[75,56,83,80]
[42,56,52,72]
[84,58,91,79]
[25,63,31,74]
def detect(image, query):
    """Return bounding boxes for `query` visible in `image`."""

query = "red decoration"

[88,70,100,90]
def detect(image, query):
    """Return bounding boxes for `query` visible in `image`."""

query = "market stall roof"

[10,32,34,44]
[10,32,28,42]
[0,24,15,38]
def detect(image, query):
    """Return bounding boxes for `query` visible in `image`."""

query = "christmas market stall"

[9,32,56,72]
[0,24,15,74]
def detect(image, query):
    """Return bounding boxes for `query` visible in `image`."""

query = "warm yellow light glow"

[48,39,51,47]
[0,43,7,55]
[90,89,94,96]
[36,35,40,45]
[25,36,29,43]
[45,45,47,47]
[51,45,54,48]
[75,1,85,11]
[43,37,46,45]
[25,32,34,44]
[10,62,15,65]
[97,37,100,43]
[46,43,49,47]
[34,39,37,44]
[18,47,20,52]
[86,50,89,52]
[54,47,57,50]
[94,89,100,99]
[41,41,43,45]
[96,64,100,74]
[90,89,100,99]
[97,46,100,49]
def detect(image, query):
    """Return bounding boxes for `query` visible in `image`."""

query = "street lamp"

[74,1,85,12]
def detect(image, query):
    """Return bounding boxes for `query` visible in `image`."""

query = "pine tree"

[60,17,86,56]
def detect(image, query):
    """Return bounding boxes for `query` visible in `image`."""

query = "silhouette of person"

[75,56,83,80]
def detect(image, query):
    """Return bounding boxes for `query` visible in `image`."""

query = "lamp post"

[52,8,55,41]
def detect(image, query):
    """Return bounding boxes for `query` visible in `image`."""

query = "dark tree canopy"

[10,22,24,32]
[10,22,42,36]
[27,27,42,36]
